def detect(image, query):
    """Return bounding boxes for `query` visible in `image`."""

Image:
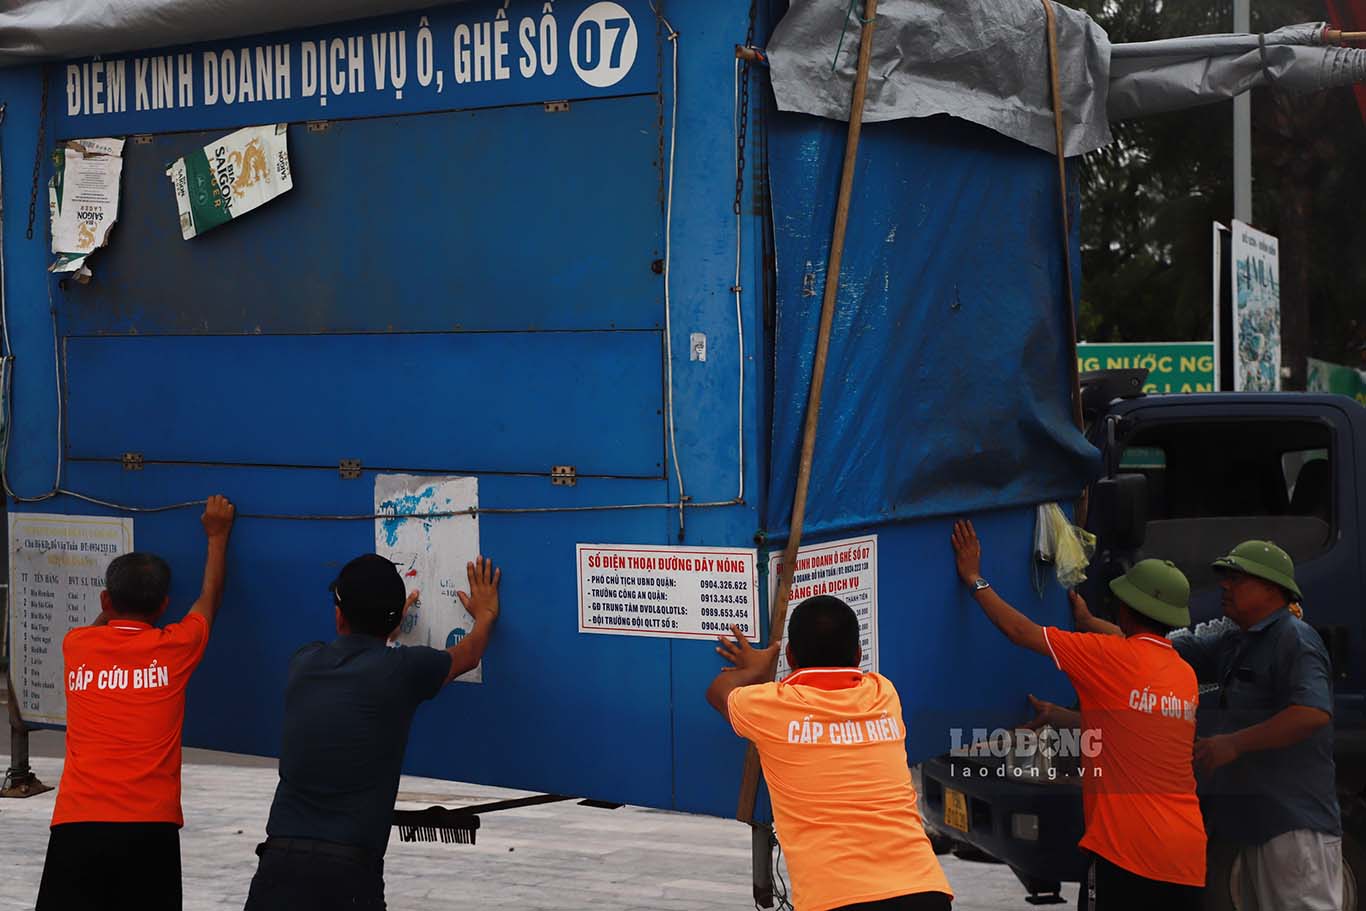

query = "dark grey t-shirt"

[1172,609,1340,845]
[265,635,451,853]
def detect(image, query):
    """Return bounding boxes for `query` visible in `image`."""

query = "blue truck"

[920,381,1366,908]
[1,0,1358,907]
[1,0,1086,829]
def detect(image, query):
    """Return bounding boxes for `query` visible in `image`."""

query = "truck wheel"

[1202,833,1362,911]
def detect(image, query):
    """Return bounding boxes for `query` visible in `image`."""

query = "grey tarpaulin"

[768,2,1366,157]
[0,0,451,66]
[1109,22,1366,120]
[767,0,1114,157]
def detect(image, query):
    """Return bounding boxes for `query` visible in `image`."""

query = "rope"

[830,0,876,72]
[654,3,687,538]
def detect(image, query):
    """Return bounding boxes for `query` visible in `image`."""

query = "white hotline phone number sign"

[577,544,759,640]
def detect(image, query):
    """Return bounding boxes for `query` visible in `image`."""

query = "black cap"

[331,554,406,636]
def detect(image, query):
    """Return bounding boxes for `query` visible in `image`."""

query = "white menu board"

[8,513,134,724]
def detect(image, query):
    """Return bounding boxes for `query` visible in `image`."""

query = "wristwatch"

[970,577,991,592]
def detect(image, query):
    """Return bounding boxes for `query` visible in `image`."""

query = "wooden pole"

[1042,0,1084,435]
[736,0,880,825]
[1325,28,1366,43]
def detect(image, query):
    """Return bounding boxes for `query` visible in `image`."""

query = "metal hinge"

[307,120,331,133]
[543,101,571,113]
[131,134,154,145]
[339,459,362,480]
[121,452,144,471]
[551,465,577,487]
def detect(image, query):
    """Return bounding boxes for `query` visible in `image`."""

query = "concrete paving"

[0,731,1078,910]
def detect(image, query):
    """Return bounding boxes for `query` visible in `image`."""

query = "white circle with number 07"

[571,2,638,88]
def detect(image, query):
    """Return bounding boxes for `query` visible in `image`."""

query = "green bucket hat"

[1211,540,1301,599]
[1109,559,1191,628]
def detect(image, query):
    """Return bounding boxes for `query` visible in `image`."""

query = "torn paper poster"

[166,123,292,240]
[48,137,125,281]
[373,474,482,683]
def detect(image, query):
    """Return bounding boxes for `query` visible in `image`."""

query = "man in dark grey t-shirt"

[244,553,501,911]
[1172,540,1340,911]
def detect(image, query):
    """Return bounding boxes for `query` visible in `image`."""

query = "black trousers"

[834,892,953,911]
[36,822,182,911]
[244,838,387,911]
[1089,856,1202,911]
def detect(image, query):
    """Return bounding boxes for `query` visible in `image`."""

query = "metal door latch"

[121,452,144,471]
[339,459,362,480]
[551,465,577,487]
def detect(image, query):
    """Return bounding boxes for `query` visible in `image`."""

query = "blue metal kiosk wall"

[1,0,1094,818]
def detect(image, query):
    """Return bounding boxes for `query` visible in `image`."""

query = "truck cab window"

[1122,421,1334,591]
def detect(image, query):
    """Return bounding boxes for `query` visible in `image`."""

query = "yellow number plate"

[943,788,969,833]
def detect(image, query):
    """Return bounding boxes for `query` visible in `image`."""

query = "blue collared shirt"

[1172,608,1340,844]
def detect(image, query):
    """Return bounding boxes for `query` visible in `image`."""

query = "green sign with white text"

[1308,358,1366,406]
[1078,342,1215,394]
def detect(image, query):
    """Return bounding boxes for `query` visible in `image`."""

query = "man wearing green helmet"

[1169,540,1341,911]
[951,520,1205,909]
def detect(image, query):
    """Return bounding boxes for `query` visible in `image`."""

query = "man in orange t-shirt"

[35,495,236,911]
[950,520,1204,909]
[707,595,953,911]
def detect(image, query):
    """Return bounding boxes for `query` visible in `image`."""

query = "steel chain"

[734,0,757,216]
[26,71,49,241]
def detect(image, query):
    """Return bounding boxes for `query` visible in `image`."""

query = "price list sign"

[8,513,134,724]
[577,543,759,641]
[769,535,878,678]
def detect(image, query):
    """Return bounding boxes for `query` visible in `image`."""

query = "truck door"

[1096,399,1362,698]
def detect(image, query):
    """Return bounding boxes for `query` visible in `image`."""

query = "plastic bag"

[1034,502,1097,590]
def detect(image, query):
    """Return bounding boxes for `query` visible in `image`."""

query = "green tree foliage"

[1075,0,1366,382]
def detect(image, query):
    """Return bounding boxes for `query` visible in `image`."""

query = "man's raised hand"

[457,556,501,626]
[951,519,983,584]
[202,495,235,540]
[716,625,780,681]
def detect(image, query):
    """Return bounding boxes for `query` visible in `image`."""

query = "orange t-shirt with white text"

[52,613,210,826]
[728,670,952,911]
[1042,628,1206,887]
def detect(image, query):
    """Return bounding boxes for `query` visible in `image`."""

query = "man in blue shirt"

[243,553,501,911]
[1171,540,1340,911]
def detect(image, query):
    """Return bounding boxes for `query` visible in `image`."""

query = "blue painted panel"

[54,0,657,139]
[64,332,665,476]
[3,0,777,818]
[50,459,678,805]
[61,97,663,334]
[6,0,1089,824]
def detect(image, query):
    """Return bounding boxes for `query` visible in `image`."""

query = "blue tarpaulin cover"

[764,112,1101,537]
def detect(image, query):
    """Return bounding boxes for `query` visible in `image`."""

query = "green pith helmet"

[1211,540,1302,599]
[1109,559,1191,628]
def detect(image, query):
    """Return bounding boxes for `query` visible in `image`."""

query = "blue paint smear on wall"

[378,486,436,546]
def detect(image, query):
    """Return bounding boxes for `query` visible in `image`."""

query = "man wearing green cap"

[951,520,1205,908]
[1170,540,1341,911]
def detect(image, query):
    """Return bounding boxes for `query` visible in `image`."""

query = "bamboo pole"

[736,0,880,825]
[1042,0,1085,435]
[1325,28,1366,44]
